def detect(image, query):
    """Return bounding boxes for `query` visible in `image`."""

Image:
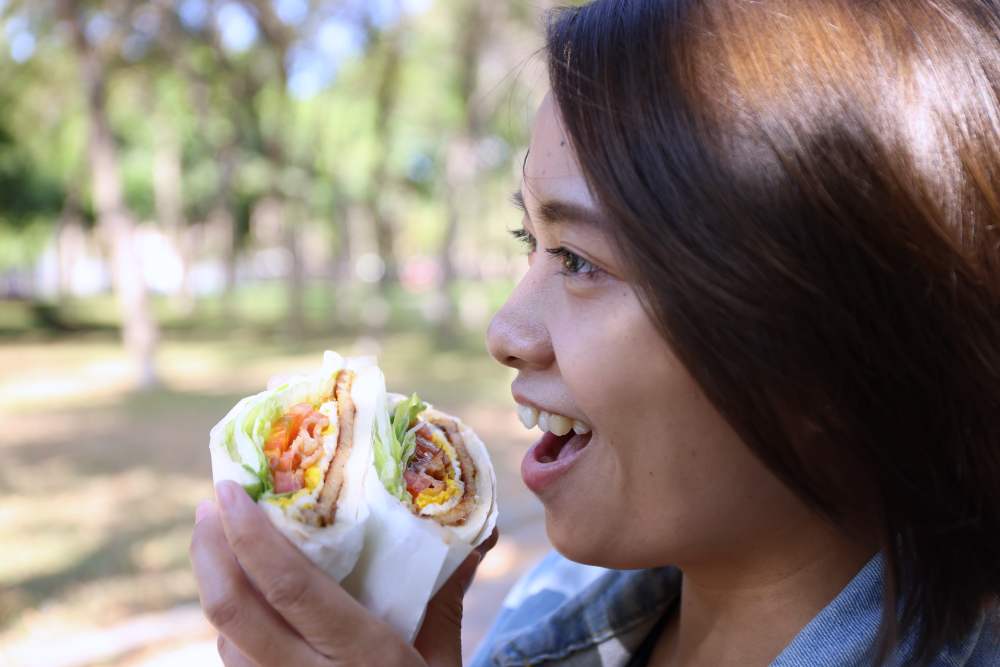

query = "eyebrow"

[510,188,606,227]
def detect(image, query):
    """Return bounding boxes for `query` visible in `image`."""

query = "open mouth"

[516,401,594,493]
[535,430,593,464]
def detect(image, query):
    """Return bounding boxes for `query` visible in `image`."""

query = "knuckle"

[265,570,311,611]
[204,593,242,631]
[226,523,256,554]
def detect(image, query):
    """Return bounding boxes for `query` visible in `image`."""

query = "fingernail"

[195,500,214,524]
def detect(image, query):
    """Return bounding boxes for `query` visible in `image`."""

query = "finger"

[415,531,498,667]
[214,481,380,655]
[217,634,258,667]
[196,499,214,524]
[413,553,479,666]
[190,501,323,667]
[474,528,500,560]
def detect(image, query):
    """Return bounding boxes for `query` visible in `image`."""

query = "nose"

[486,272,554,371]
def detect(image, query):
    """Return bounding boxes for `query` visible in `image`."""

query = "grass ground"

[0,287,549,666]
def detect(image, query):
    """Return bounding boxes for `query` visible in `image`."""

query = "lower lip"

[521,430,592,495]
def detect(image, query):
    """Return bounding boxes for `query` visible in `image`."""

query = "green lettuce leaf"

[374,393,426,501]
[222,393,283,501]
[222,418,239,461]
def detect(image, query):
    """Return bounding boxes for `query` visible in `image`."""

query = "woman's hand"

[190,480,496,667]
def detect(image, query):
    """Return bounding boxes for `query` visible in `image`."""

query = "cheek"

[548,293,779,566]
[559,292,690,459]
[551,286,654,405]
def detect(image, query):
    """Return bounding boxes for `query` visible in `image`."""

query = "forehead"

[523,94,596,210]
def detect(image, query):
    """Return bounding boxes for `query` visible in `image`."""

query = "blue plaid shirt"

[469,551,1000,666]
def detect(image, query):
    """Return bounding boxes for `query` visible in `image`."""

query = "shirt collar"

[773,552,996,666]
[490,551,998,667]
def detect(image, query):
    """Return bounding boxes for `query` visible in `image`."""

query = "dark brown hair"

[546,0,1000,663]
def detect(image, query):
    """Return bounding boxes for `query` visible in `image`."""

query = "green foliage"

[0,0,541,301]
[0,219,53,270]
[0,91,65,224]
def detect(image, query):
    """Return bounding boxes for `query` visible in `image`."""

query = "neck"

[652,516,877,667]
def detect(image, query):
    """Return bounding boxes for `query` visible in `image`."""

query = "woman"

[190,0,1000,664]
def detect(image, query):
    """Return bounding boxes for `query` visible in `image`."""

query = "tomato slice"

[265,404,313,452]
[263,403,329,490]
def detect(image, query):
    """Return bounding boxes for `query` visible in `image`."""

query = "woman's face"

[487,94,818,569]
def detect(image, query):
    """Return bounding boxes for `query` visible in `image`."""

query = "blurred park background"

[0,1,561,664]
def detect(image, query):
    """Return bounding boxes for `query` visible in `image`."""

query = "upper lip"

[512,390,588,425]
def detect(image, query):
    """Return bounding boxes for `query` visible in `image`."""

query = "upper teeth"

[516,404,591,436]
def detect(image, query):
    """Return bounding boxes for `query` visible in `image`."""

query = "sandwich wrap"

[208,352,497,642]
[342,392,498,641]
[209,352,379,581]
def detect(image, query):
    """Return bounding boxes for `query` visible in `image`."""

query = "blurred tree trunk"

[152,115,193,314]
[285,205,306,340]
[437,0,491,338]
[329,199,356,326]
[215,149,240,320]
[365,26,404,292]
[245,0,307,338]
[182,59,241,319]
[55,190,84,300]
[63,1,159,388]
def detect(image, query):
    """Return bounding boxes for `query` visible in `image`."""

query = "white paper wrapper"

[342,393,499,642]
[209,352,379,582]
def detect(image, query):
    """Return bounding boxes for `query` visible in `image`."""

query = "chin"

[544,508,679,570]
[544,508,623,567]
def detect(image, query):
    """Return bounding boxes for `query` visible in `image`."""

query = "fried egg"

[414,430,465,516]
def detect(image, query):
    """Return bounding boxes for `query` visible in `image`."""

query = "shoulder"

[773,553,1000,667]
[956,604,1000,666]
[469,551,679,667]
[468,551,609,667]
[501,550,610,616]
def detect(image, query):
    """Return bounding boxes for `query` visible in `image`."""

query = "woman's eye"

[546,247,602,278]
[510,228,603,280]
[510,227,537,254]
